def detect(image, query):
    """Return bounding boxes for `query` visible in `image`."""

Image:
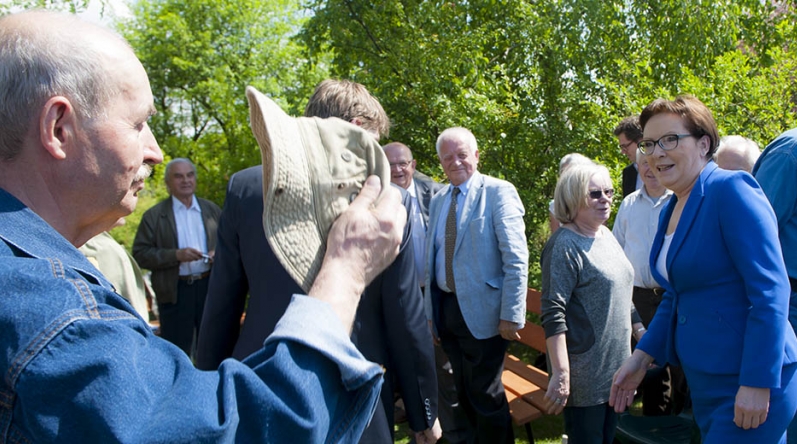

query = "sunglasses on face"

[588,188,614,199]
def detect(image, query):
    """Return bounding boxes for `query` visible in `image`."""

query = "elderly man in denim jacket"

[0,11,405,443]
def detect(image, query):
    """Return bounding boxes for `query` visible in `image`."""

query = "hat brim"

[246,86,390,292]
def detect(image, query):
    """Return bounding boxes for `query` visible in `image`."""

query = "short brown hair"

[639,95,719,159]
[613,116,643,143]
[304,79,390,139]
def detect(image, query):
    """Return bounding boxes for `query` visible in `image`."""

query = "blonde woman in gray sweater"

[541,163,644,444]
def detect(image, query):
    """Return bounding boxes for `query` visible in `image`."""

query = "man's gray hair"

[164,158,197,179]
[0,11,129,161]
[715,135,761,173]
[436,127,478,156]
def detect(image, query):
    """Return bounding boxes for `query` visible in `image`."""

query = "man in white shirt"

[612,149,685,416]
[133,158,222,357]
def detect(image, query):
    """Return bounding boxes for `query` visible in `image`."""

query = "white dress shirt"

[171,195,210,276]
[612,186,673,288]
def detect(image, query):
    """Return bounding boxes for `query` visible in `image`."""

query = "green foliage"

[301,0,797,281]
[0,0,93,14]
[117,0,329,205]
[7,0,797,279]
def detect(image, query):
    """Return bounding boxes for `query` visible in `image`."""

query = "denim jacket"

[0,188,382,443]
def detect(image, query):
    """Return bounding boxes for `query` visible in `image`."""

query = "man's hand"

[175,247,203,262]
[734,386,769,429]
[498,319,521,341]
[413,418,442,444]
[309,176,406,330]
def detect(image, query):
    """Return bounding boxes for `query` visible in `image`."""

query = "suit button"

[678,315,686,324]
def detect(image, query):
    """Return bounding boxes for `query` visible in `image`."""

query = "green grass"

[393,413,566,444]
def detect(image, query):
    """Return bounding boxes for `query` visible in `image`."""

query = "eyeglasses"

[588,188,614,199]
[618,141,635,152]
[389,161,412,170]
[638,134,694,155]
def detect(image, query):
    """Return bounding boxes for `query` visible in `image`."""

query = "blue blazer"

[424,172,528,339]
[638,162,797,388]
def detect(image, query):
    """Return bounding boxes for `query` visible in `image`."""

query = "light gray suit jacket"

[424,171,528,339]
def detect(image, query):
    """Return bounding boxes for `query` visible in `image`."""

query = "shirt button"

[678,315,687,324]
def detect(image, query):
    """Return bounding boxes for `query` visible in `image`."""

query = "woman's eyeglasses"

[588,188,614,199]
[638,134,694,155]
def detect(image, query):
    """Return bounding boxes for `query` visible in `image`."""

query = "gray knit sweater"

[540,226,638,407]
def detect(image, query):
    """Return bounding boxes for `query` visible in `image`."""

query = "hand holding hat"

[309,175,405,330]
[246,86,391,293]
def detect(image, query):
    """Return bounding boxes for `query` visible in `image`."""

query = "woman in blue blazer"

[610,95,797,443]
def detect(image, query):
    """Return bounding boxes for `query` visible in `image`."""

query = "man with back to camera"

[614,116,644,197]
[0,10,407,442]
[196,80,391,365]
[425,127,529,443]
[752,127,797,444]
[197,80,442,443]
[133,158,222,357]
[383,141,469,443]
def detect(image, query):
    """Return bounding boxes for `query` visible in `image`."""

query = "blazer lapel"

[665,163,714,283]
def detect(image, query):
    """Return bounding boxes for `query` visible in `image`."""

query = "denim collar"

[0,188,112,289]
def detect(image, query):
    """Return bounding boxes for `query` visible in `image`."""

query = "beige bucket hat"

[245,86,390,292]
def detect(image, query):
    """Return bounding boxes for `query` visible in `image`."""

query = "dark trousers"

[159,276,209,357]
[633,286,689,416]
[434,344,470,443]
[439,292,513,444]
[563,403,618,444]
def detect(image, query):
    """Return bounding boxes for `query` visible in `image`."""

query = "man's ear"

[39,96,78,160]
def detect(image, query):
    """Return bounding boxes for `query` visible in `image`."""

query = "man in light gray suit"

[424,127,528,443]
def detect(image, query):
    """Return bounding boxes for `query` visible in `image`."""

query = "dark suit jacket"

[196,166,438,440]
[413,171,444,226]
[622,163,638,197]
[196,166,300,367]
[132,196,221,305]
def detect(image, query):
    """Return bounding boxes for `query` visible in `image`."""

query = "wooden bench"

[502,288,550,443]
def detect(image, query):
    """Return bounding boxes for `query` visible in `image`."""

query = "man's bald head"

[0,10,134,161]
[715,135,760,173]
[383,142,416,189]
[0,10,161,246]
